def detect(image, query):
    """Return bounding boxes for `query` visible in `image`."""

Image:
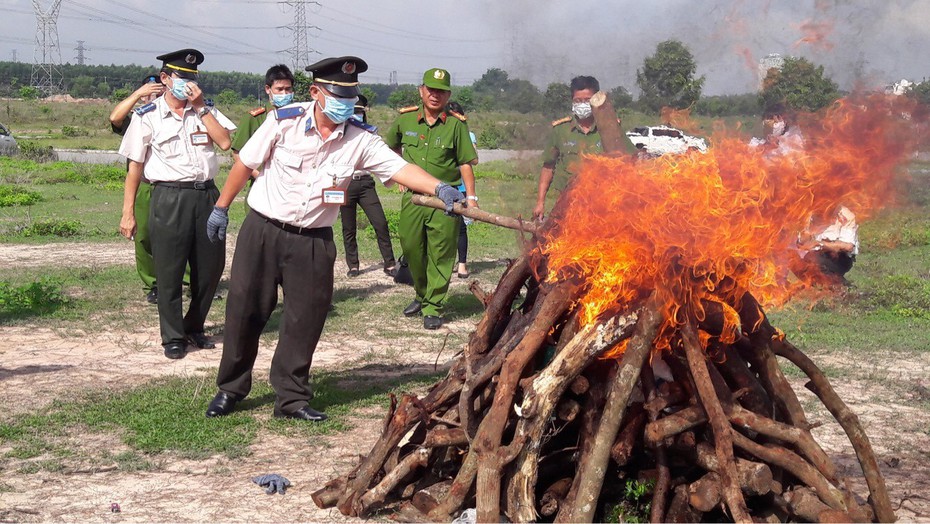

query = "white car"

[625,125,707,156]
[0,122,18,156]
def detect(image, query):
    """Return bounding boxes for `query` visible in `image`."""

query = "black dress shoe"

[424,315,443,330]
[403,299,422,317]
[346,268,360,277]
[187,332,216,349]
[163,342,186,360]
[383,266,397,277]
[146,287,158,304]
[205,391,241,418]
[274,405,328,422]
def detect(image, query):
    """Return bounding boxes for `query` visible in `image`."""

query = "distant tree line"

[0,41,850,119]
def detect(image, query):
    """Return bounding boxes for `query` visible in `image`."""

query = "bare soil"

[1,242,929,522]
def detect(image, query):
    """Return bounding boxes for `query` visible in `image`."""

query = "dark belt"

[254,211,328,237]
[152,180,216,190]
[351,173,371,181]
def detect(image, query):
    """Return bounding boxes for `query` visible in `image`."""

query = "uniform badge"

[185,54,197,64]
[433,69,445,80]
[276,105,306,120]
[133,102,156,116]
[342,62,356,74]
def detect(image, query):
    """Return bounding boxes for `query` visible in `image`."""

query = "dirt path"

[2,240,929,522]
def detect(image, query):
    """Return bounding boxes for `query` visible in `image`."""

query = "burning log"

[314,93,902,522]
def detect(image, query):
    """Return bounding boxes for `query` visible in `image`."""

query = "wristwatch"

[197,106,212,118]
[466,195,479,202]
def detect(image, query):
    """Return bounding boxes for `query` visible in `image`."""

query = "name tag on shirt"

[322,187,346,206]
[190,131,210,146]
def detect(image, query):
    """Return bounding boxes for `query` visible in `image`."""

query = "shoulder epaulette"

[249,107,267,117]
[275,105,306,120]
[551,116,572,127]
[398,105,418,114]
[133,103,156,116]
[347,118,378,134]
[448,110,467,122]
[205,98,215,108]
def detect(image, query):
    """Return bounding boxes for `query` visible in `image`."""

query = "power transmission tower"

[11,50,17,62]
[389,71,397,86]
[283,0,319,71]
[31,0,64,95]
[75,40,89,66]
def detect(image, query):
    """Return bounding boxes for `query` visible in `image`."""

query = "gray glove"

[252,473,290,495]
[207,206,228,243]
[436,182,464,215]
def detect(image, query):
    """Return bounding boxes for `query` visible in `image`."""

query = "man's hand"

[436,183,464,214]
[119,212,136,240]
[187,81,205,110]
[533,202,546,221]
[207,206,229,243]
[252,474,290,495]
[134,82,164,101]
[466,196,480,209]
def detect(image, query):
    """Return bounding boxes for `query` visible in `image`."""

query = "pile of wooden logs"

[311,92,895,523]
[311,256,895,522]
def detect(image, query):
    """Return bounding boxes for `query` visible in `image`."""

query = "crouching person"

[204,56,463,421]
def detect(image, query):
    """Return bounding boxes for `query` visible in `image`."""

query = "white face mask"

[572,101,593,120]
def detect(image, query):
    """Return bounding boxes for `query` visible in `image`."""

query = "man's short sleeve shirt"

[384,107,478,185]
[231,106,269,152]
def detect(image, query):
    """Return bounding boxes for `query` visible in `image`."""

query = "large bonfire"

[314,92,923,523]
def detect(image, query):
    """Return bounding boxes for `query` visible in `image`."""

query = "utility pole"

[389,71,397,86]
[11,50,17,62]
[31,0,64,95]
[75,40,89,66]
[283,0,319,71]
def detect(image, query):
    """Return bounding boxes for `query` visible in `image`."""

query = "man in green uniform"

[231,64,295,213]
[533,75,636,219]
[385,67,478,330]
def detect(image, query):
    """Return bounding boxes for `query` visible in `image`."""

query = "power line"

[32,0,64,94]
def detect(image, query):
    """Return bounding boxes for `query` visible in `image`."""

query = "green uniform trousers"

[399,191,458,317]
[149,183,225,347]
[217,212,335,413]
[133,182,156,292]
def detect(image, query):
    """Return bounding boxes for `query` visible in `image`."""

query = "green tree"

[759,57,839,113]
[472,68,510,96]
[908,80,930,106]
[69,75,95,98]
[18,85,41,100]
[109,87,131,103]
[361,86,377,105]
[506,78,543,113]
[542,82,570,117]
[95,81,111,98]
[608,86,634,109]
[450,86,476,113]
[215,88,240,107]
[387,86,419,109]
[293,71,313,102]
[636,40,705,112]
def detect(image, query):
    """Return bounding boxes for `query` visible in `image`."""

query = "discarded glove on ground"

[252,473,291,495]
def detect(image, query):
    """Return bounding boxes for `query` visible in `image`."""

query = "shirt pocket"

[153,128,182,160]
[426,135,455,169]
[320,164,354,188]
[272,148,304,185]
[401,132,421,150]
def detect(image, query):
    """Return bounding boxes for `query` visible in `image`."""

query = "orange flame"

[536,93,921,351]
[794,20,835,51]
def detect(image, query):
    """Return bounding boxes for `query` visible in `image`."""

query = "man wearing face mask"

[203,56,463,421]
[533,75,635,220]
[385,68,478,330]
[231,64,295,214]
[118,49,236,360]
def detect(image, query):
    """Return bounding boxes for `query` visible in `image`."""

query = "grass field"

[0,107,928,520]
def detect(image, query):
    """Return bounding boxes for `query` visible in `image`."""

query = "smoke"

[479,0,930,94]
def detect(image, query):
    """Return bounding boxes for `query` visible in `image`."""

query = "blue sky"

[2,0,929,94]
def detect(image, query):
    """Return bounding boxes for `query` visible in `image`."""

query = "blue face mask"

[320,94,358,124]
[170,77,189,100]
[271,93,294,107]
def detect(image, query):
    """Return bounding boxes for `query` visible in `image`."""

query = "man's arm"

[188,83,232,150]
[119,160,144,239]
[534,166,555,219]
[216,160,254,209]
[391,164,446,195]
[460,163,478,208]
[109,83,163,126]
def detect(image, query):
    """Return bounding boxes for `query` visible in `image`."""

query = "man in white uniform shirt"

[203,56,464,421]
[118,48,235,360]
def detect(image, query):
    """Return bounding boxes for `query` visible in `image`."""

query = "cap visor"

[175,71,198,80]
[422,81,450,91]
[324,83,360,98]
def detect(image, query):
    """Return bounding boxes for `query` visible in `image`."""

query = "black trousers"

[216,211,335,412]
[148,183,225,346]
[457,215,468,264]
[339,175,395,269]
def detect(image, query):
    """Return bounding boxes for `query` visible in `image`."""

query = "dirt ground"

[1,241,929,522]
